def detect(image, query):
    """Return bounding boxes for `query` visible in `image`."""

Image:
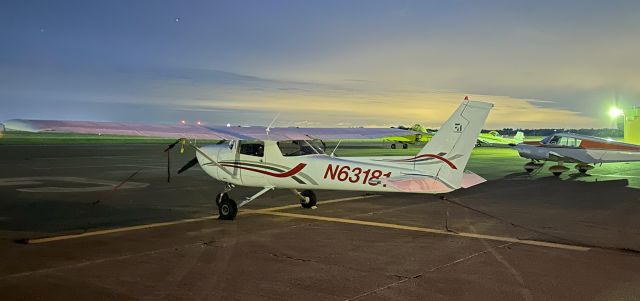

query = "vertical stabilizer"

[514,131,525,143]
[416,99,493,189]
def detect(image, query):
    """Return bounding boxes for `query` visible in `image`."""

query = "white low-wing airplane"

[514,132,640,176]
[4,99,493,219]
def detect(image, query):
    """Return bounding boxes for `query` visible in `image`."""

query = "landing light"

[609,107,624,118]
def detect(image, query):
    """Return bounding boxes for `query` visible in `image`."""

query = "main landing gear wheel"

[549,165,569,177]
[218,197,238,220]
[299,190,317,209]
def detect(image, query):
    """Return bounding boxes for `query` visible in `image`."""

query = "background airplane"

[4,99,493,219]
[476,131,524,147]
[514,132,640,176]
[384,124,433,149]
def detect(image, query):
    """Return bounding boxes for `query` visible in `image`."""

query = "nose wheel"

[524,161,543,173]
[217,183,238,220]
[216,185,275,220]
[575,163,594,174]
[218,196,238,220]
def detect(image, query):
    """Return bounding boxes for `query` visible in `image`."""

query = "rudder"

[416,99,493,189]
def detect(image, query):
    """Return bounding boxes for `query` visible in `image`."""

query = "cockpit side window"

[560,137,581,147]
[278,140,325,156]
[239,141,264,157]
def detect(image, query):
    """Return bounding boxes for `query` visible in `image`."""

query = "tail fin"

[416,99,493,189]
[514,131,524,143]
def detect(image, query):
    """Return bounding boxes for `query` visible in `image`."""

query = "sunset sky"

[2,0,639,129]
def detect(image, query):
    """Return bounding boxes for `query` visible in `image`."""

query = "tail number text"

[323,164,391,186]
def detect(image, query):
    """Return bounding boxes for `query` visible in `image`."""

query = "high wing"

[2,119,417,141]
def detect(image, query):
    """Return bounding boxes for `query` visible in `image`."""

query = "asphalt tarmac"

[0,143,639,300]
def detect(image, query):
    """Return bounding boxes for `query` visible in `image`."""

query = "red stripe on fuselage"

[220,162,307,178]
[389,154,457,169]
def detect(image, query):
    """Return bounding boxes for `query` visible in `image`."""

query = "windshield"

[278,140,325,156]
[540,135,555,144]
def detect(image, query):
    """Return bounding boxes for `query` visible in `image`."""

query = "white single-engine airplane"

[514,132,640,176]
[4,99,493,220]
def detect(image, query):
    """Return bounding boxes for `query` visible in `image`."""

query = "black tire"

[402,143,408,149]
[525,168,534,173]
[552,172,562,177]
[218,198,237,220]
[215,193,229,206]
[390,144,396,149]
[300,190,317,209]
[578,169,588,174]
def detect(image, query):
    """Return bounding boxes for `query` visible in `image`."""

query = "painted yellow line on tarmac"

[26,215,220,244]
[25,195,379,244]
[248,210,590,252]
[26,194,587,252]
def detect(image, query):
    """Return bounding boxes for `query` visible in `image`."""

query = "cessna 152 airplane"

[3,99,493,220]
[514,132,640,176]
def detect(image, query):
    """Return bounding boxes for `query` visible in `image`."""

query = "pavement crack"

[264,251,314,263]
[345,242,512,300]
[0,241,214,280]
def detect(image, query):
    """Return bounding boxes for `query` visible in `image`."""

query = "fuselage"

[195,140,453,193]
[514,133,640,163]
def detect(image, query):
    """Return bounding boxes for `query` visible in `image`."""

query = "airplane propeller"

[178,157,199,174]
[164,139,181,152]
[164,138,188,183]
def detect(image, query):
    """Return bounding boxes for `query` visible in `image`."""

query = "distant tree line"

[392,125,623,138]
[485,128,623,137]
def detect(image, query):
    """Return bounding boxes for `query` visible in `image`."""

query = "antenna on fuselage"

[330,140,342,157]
[266,112,281,136]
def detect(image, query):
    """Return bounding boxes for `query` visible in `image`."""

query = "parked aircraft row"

[3,99,492,220]
[3,97,640,219]
[382,122,640,177]
[385,126,524,149]
[514,133,640,176]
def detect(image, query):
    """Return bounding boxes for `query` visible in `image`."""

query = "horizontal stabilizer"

[460,171,486,188]
[381,170,486,193]
[381,175,454,194]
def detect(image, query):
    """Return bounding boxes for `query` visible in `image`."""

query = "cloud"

[173,76,595,128]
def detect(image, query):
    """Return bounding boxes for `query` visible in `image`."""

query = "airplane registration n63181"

[3,99,493,220]
[323,164,392,186]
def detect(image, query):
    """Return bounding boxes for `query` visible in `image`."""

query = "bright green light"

[609,107,624,118]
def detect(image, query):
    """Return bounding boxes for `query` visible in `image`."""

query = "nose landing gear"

[216,184,275,220]
[218,196,238,220]
[524,161,544,173]
[575,163,594,174]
